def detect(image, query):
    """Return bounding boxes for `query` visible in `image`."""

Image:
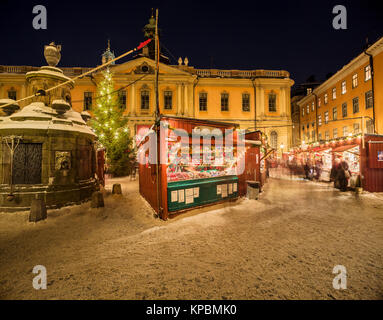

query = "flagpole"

[155,8,160,120]
[154,8,162,218]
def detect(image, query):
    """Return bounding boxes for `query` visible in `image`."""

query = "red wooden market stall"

[290,134,383,192]
[137,116,266,220]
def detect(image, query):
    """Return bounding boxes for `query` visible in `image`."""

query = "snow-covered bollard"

[91,191,104,208]
[112,184,122,195]
[29,195,47,222]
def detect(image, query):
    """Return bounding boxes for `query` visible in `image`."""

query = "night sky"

[1,0,382,86]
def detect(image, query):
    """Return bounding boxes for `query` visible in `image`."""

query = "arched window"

[270,131,278,150]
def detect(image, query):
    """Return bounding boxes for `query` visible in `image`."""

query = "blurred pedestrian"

[338,161,351,192]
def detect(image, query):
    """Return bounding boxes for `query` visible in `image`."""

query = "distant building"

[291,78,322,147]
[297,36,383,145]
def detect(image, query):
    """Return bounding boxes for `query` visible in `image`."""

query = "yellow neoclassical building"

[297,36,383,145]
[0,15,294,153]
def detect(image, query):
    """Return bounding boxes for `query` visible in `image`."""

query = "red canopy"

[332,144,359,153]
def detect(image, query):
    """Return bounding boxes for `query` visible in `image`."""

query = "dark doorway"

[13,143,43,184]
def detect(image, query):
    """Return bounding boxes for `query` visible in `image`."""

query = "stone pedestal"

[112,184,122,195]
[29,198,47,222]
[91,191,104,208]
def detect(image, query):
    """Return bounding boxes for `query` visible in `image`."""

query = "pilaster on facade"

[129,83,136,116]
[183,84,189,117]
[176,83,182,116]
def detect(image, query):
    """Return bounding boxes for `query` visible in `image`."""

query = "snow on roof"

[0,101,95,136]
[26,68,74,84]
[0,98,19,106]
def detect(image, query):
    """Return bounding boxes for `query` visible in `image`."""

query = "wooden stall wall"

[237,131,261,197]
[361,134,383,192]
[138,146,160,214]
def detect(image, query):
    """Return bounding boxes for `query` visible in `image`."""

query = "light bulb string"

[0,39,152,109]
[71,74,148,103]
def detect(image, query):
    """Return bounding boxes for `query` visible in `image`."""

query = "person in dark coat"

[314,160,322,180]
[338,161,351,192]
[304,162,309,179]
[330,161,338,182]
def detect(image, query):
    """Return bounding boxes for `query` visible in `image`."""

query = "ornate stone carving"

[133,62,154,74]
[55,151,71,172]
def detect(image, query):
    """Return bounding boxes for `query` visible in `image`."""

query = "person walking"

[304,161,309,180]
[338,161,351,192]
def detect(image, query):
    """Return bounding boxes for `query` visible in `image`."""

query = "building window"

[318,115,322,126]
[306,105,310,114]
[318,97,321,107]
[318,132,322,140]
[141,90,150,110]
[332,88,336,100]
[324,93,328,104]
[324,111,329,124]
[312,122,315,127]
[365,90,373,109]
[199,92,207,111]
[352,97,359,113]
[366,119,374,134]
[270,131,278,150]
[333,128,338,138]
[8,90,17,100]
[311,130,315,141]
[268,93,277,112]
[342,103,347,118]
[353,123,360,134]
[84,92,93,111]
[352,73,358,88]
[343,126,348,137]
[307,123,309,129]
[365,65,371,81]
[341,81,346,94]
[164,91,172,110]
[307,131,310,140]
[302,125,305,131]
[311,102,314,111]
[325,131,330,140]
[307,88,312,95]
[242,93,250,112]
[333,107,337,120]
[221,93,229,111]
[118,90,127,109]
[302,107,305,116]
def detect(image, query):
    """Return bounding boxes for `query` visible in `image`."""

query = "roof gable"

[109,57,192,76]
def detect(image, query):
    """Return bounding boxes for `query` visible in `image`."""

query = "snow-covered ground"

[0,176,382,299]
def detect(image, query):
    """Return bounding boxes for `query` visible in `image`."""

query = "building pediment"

[110,57,192,77]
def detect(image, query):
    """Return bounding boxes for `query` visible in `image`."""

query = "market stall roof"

[160,115,239,129]
[310,145,332,152]
[332,144,359,153]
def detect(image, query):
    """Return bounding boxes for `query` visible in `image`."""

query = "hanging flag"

[137,39,152,50]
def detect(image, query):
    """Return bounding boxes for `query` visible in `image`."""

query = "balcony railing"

[194,68,289,79]
[1,65,290,79]
[0,65,93,77]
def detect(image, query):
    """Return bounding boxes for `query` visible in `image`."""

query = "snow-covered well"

[0,43,98,211]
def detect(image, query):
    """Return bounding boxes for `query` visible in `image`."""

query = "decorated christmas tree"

[91,68,135,177]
